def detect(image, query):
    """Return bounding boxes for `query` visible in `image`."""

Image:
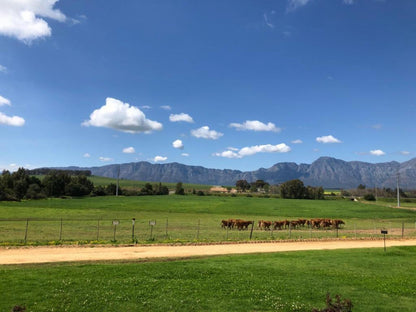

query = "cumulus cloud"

[370,149,385,156]
[161,105,171,111]
[82,97,163,134]
[172,139,184,150]
[123,147,135,154]
[0,95,11,106]
[0,112,25,126]
[291,139,303,144]
[153,156,167,162]
[286,0,312,12]
[0,0,68,44]
[169,113,194,123]
[0,64,7,73]
[229,120,281,132]
[191,126,223,140]
[99,156,113,162]
[215,143,291,159]
[316,135,341,144]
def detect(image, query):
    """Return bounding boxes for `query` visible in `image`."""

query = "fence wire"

[0,218,415,244]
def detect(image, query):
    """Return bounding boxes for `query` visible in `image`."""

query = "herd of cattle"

[221,218,345,230]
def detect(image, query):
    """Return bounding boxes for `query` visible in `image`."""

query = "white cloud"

[370,149,385,156]
[172,139,184,150]
[0,95,11,106]
[287,0,312,12]
[123,147,135,154]
[181,153,189,157]
[316,135,341,144]
[161,105,171,111]
[372,124,382,130]
[0,0,67,44]
[0,112,25,126]
[0,64,7,73]
[99,156,113,162]
[153,156,167,162]
[191,126,223,140]
[215,143,291,159]
[83,153,91,158]
[169,113,194,123]
[263,13,274,29]
[141,105,151,110]
[229,120,281,132]
[291,139,303,144]
[82,97,163,134]
[400,151,410,156]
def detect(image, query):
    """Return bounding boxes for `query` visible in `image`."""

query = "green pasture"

[77,175,214,192]
[1,246,416,311]
[0,196,415,244]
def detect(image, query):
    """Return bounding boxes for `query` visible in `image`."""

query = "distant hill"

[46,156,416,189]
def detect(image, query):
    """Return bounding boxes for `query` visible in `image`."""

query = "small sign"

[112,220,120,226]
[381,230,388,235]
[149,220,156,226]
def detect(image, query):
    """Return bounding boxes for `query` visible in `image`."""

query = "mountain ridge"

[45,156,416,189]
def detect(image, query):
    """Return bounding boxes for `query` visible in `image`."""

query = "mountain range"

[58,157,416,189]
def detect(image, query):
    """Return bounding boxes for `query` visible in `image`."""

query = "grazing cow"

[297,219,307,227]
[331,219,345,229]
[273,221,284,230]
[258,220,272,230]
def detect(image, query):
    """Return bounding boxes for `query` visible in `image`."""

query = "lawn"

[0,195,415,244]
[1,246,415,311]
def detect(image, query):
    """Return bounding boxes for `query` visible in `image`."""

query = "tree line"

[236,179,324,199]
[0,168,170,201]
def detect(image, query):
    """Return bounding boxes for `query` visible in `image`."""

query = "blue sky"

[1,0,415,172]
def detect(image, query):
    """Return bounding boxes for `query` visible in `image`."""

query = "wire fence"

[0,218,415,245]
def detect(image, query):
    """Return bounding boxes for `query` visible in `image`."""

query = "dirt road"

[1,239,416,265]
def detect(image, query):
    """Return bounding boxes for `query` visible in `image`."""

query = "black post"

[97,219,100,241]
[132,218,135,242]
[249,221,254,240]
[59,218,63,241]
[24,218,29,244]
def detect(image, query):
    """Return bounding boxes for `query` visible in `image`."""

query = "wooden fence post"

[249,221,254,240]
[59,218,63,241]
[24,218,29,244]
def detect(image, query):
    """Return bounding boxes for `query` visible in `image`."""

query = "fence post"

[24,218,29,244]
[165,217,168,238]
[97,219,100,241]
[59,218,63,241]
[196,219,200,240]
[249,221,254,240]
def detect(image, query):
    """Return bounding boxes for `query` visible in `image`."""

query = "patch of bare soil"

[1,239,416,265]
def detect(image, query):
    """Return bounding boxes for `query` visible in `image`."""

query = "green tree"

[280,179,306,199]
[175,182,185,195]
[236,179,250,192]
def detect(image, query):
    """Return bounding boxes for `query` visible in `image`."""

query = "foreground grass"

[1,246,415,311]
[1,196,415,244]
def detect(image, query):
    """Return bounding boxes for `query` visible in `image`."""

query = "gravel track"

[1,239,416,265]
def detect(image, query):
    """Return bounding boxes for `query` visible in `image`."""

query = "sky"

[1,0,416,172]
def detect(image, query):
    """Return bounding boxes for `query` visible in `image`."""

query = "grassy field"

[0,195,415,244]
[1,246,415,311]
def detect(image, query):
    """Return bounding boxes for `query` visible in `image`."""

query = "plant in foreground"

[312,293,353,312]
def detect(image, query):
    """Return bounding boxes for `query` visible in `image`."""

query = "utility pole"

[397,173,400,208]
[116,164,120,196]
